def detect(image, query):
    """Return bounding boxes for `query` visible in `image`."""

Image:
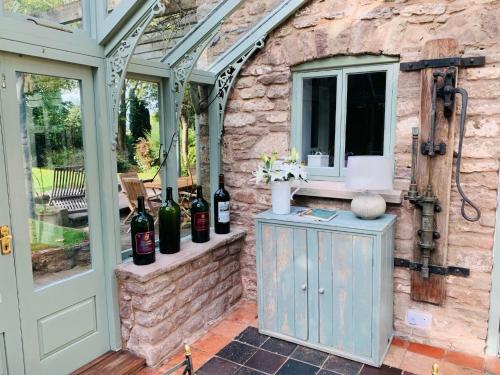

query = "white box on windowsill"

[307,153,329,167]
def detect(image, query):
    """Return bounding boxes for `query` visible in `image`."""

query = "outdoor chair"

[121,177,161,229]
[119,172,161,224]
[48,166,87,213]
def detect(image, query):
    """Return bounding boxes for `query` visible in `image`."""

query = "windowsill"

[293,179,406,204]
[115,229,246,283]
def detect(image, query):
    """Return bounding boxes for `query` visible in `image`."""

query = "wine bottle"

[159,187,181,254]
[191,185,210,243]
[214,174,230,234]
[131,196,156,266]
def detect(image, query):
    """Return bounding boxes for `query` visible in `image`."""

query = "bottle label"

[194,212,209,231]
[135,231,155,255]
[218,202,230,223]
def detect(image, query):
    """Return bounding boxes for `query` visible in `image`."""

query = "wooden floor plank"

[70,350,146,375]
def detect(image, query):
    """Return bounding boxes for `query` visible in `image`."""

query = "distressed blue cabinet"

[256,207,396,367]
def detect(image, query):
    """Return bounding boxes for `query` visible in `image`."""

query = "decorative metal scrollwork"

[106,0,165,148]
[212,37,266,141]
[170,27,220,122]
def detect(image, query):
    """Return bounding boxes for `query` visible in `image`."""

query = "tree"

[129,88,151,143]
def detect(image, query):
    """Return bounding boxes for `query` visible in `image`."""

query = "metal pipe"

[405,127,420,203]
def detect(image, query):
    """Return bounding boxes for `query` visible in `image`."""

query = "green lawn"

[32,167,160,194]
[30,219,88,252]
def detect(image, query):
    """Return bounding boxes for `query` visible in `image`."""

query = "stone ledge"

[115,229,246,283]
[294,180,405,204]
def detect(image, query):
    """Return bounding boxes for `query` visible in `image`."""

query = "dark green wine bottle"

[131,196,155,266]
[159,187,181,254]
[191,185,210,243]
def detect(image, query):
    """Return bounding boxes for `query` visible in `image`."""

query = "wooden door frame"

[487,167,500,357]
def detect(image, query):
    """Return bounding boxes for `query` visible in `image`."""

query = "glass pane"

[117,79,163,254]
[16,73,90,289]
[4,0,82,28]
[178,84,198,237]
[345,72,386,160]
[302,77,337,167]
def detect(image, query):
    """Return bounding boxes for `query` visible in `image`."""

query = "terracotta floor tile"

[400,351,439,375]
[407,343,445,359]
[383,345,407,369]
[192,331,233,356]
[443,351,484,371]
[392,338,409,348]
[439,361,484,375]
[211,319,247,340]
[226,301,258,326]
[486,356,500,375]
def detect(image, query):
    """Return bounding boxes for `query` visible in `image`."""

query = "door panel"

[0,75,25,375]
[0,53,109,375]
[352,236,373,358]
[261,223,277,332]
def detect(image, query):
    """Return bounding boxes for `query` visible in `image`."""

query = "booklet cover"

[296,208,338,222]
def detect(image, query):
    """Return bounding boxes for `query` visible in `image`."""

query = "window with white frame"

[291,56,398,181]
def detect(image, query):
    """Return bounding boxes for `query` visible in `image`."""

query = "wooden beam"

[411,38,459,305]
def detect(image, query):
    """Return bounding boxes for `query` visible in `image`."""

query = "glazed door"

[0,86,25,375]
[0,53,110,375]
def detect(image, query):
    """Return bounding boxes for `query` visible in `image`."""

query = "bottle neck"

[137,196,146,213]
[166,187,173,201]
[218,174,225,189]
[196,186,203,199]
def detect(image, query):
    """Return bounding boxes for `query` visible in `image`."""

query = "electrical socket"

[406,309,432,329]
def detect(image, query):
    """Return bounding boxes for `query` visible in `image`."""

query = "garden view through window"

[117,79,197,255]
[17,72,91,289]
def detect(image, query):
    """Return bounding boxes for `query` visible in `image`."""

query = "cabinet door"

[315,231,374,358]
[260,224,308,340]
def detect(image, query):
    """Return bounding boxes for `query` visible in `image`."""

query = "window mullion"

[338,68,348,177]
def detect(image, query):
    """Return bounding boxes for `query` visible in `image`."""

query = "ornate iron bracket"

[211,37,266,141]
[168,27,220,125]
[105,0,165,150]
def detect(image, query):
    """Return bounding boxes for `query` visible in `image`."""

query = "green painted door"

[0,53,110,375]
[0,78,25,375]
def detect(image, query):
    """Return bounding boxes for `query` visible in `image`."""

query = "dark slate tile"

[360,365,403,375]
[275,359,319,375]
[261,337,297,356]
[290,345,329,367]
[196,356,241,375]
[245,349,287,374]
[236,327,269,347]
[323,355,364,375]
[235,367,267,375]
[317,370,337,375]
[217,341,258,365]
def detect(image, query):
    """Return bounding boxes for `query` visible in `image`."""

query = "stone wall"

[115,231,245,366]
[221,0,500,355]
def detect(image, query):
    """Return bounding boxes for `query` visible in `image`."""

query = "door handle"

[319,288,325,295]
[301,284,307,291]
[1,225,12,255]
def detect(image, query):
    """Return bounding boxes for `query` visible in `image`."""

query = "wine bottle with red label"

[191,185,210,243]
[214,174,230,234]
[131,196,156,265]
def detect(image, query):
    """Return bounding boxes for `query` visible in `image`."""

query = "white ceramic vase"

[271,181,300,215]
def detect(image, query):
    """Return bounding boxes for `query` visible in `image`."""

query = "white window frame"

[291,55,399,181]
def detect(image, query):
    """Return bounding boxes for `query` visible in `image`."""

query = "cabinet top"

[256,206,396,233]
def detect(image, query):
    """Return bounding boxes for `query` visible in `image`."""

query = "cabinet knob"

[319,288,325,295]
[301,284,307,291]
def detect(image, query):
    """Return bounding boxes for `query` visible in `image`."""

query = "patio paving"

[137,300,500,375]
